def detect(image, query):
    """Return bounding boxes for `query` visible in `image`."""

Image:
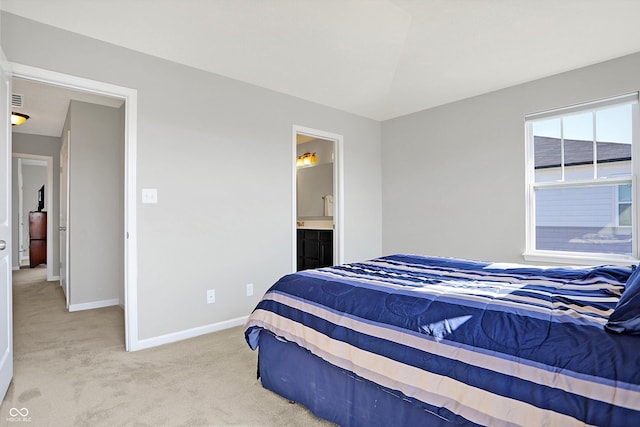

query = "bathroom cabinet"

[297,229,333,271]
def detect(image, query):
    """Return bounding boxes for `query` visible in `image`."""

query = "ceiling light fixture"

[11,112,30,126]
[296,152,318,167]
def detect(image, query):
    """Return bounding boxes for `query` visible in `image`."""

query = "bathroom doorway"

[292,126,343,271]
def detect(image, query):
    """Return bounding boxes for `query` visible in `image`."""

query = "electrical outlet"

[207,289,215,304]
[246,283,254,297]
[141,188,158,204]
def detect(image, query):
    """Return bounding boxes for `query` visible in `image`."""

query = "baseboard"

[12,266,20,271]
[133,315,248,351]
[68,298,120,312]
[49,275,60,281]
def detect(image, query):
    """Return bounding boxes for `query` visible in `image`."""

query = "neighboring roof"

[534,136,631,169]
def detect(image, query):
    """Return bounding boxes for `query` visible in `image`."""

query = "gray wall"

[65,100,124,306]
[381,51,640,263]
[1,12,383,341]
[12,133,61,272]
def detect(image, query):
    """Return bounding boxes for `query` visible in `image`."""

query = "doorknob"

[0,240,6,251]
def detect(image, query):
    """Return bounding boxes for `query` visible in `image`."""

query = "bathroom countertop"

[296,218,333,230]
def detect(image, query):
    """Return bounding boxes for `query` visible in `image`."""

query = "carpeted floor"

[0,267,335,426]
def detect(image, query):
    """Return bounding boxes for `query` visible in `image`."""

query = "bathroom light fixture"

[296,152,318,167]
[11,112,29,126]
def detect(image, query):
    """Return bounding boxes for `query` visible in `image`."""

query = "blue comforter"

[245,254,640,426]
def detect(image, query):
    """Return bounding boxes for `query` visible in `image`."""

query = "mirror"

[296,137,334,219]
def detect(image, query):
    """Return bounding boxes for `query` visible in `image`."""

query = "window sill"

[523,250,639,267]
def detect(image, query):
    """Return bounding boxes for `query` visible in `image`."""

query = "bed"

[244,254,640,426]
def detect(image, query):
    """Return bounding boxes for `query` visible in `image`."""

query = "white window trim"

[523,93,640,266]
[526,93,638,121]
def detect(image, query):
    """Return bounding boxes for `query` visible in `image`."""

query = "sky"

[533,103,633,143]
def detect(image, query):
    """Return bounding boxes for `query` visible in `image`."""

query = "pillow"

[605,265,640,334]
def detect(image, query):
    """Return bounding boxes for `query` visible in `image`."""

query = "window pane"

[619,184,632,227]
[563,112,593,141]
[596,141,631,175]
[563,112,594,179]
[564,139,593,180]
[535,184,632,255]
[596,105,632,177]
[533,119,561,182]
[619,183,632,203]
[596,104,632,144]
[619,203,632,227]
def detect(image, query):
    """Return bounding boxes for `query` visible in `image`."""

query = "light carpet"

[0,267,335,426]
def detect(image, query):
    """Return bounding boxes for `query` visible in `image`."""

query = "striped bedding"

[244,254,640,426]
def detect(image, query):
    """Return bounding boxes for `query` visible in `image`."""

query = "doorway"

[9,63,139,351]
[12,154,53,279]
[293,125,344,271]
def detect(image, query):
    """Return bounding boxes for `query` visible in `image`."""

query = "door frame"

[13,154,54,279]
[292,125,344,271]
[9,63,140,351]
[59,130,70,309]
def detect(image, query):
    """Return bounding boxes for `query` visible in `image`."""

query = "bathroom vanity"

[296,218,333,271]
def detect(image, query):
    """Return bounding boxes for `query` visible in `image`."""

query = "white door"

[0,52,14,400]
[60,130,70,308]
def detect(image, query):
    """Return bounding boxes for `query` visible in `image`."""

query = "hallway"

[1,267,124,424]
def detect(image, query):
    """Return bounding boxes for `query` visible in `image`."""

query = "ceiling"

[11,78,123,137]
[5,0,640,136]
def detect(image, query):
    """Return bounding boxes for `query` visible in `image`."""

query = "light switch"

[141,188,158,204]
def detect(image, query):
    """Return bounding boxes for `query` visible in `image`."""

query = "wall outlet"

[207,289,215,304]
[141,188,158,204]
[246,283,254,297]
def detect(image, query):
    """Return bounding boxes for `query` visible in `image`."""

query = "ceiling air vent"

[12,93,24,108]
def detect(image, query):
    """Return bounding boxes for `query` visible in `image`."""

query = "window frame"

[524,93,640,265]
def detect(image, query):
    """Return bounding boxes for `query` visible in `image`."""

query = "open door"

[60,130,70,308]
[292,125,344,272]
[0,50,14,400]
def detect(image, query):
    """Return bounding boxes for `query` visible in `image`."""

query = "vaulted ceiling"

[4,0,640,126]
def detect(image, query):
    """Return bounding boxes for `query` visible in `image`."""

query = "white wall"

[381,51,640,263]
[0,12,382,341]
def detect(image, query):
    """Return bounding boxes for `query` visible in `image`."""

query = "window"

[619,184,632,227]
[525,93,639,263]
